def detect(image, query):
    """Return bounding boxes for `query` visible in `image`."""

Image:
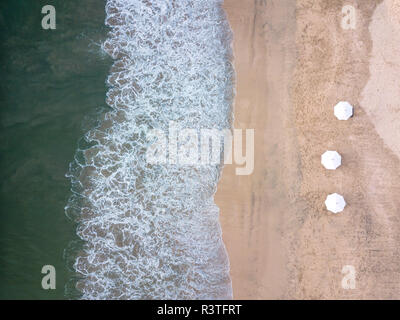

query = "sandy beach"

[216,0,400,299]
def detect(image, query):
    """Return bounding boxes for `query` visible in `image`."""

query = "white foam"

[65,0,234,299]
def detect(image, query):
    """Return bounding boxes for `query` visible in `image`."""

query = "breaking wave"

[65,0,234,299]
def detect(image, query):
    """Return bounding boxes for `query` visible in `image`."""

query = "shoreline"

[216,0,299,299]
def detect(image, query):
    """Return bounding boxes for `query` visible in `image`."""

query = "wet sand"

[216,0,400,299]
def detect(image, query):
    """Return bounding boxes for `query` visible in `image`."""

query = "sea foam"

[65,0,234,299]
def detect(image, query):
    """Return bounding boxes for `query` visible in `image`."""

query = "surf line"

[157,304,191,318]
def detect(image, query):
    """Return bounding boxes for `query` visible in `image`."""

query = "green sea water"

[0,0,111,299]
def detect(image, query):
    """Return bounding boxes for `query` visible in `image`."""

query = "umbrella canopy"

[334,101,353,120]
[321,151,342,170]
[325,193,346,213]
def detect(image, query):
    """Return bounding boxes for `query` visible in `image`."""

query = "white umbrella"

[325,193,346,213]
[334,101,354,120]
[321,151,342,170]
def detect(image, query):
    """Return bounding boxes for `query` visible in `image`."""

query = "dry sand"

[216,0,400,299]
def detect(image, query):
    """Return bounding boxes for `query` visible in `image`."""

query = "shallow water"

[66,0,234,299]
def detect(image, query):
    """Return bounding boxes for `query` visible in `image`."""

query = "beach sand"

[216,0,400,299]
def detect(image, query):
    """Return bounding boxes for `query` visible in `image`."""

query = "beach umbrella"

[325,193,346,213]
[334,101,353,120]
[321,151,342,170]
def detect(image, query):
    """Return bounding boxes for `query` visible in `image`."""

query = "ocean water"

[0,0,111,299]
[0,0,234,300]
[65,0,235,299]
